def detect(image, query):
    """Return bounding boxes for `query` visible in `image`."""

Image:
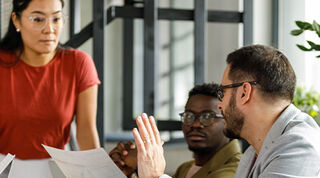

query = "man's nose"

[191,117,203,128]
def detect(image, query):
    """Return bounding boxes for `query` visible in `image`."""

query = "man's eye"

[186,114,193,119]
[201,113,215,119]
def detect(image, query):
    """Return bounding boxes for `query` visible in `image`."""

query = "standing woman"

[0,0,100,176]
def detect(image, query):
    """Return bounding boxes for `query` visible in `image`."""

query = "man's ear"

[11,12,21,30]
[239,82,253,104]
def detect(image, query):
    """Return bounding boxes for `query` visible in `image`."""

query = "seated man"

[110,83,242,177]
[133,45,320,178]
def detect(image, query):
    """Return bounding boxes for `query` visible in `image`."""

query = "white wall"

[278,0,320,90]
[206,0,242,84]
[278,0,306,86]
[253,0,273,45]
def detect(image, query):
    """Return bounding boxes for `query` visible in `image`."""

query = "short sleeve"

[75,50,101,93]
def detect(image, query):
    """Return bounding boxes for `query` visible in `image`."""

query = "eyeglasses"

[217,81,257,101]
[179,112,223,126]
[21,13,67,31]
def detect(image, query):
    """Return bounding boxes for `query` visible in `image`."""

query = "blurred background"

[1,0,320,175]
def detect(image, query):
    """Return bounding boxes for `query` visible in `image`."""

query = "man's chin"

[223,128,240,139]
[188,145,212,153]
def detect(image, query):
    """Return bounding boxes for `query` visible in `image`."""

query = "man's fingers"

[109,149,119,156]
[132,127,146,154]
[122,150,128,156]
[136,115,151,149]
[150,116,162,144]
[142,113,156,144]
[109,151,121,160]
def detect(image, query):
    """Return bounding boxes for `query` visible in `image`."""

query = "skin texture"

[217,64,289,154]
[182,95,229,166]
[76,85,101,150]
[133,114,166,178]
[110,95,230,176]
[217,65,246,139]
[12,0,100,150]
[109,141,137,176]
[12,0,63,66]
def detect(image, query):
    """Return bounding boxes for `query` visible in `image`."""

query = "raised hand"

[132,113,166,178]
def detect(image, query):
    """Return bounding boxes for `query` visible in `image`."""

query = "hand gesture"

[132,113,166,178]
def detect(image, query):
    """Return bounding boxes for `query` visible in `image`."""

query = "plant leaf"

[312,20,320,37]
[291,29,304,36]
[313,20,320,34]
[296,21,313,30]
[316,54,320,58]
[307,41,320,50]
[297,44,312,51]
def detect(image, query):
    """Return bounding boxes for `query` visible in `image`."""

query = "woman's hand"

[132,113,166,178]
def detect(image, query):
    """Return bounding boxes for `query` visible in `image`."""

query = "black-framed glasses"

[179,112,223,126]
[217,81,257,101]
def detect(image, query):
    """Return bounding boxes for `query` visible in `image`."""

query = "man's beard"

[223,90,245,139]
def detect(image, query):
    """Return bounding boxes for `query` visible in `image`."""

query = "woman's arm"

[76,85,101,150]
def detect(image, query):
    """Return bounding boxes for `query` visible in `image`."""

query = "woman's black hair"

[0,0,64,67]
[0,0,64,51]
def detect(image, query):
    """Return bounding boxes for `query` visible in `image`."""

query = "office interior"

[1,0,319,175]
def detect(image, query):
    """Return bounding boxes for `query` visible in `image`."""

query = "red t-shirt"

[0,48,100,159]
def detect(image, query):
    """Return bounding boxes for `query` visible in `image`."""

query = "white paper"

[0,153,14,176]
[8,158,53,178]
[42,145,126,178]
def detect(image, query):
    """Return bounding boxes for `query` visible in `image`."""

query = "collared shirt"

[235,104,320,178]
[173,139,242,178]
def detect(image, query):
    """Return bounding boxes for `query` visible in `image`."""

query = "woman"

[0,0,100,176]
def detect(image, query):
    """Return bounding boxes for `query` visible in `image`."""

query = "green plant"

[293,86,320,125]
[291,20,320,58]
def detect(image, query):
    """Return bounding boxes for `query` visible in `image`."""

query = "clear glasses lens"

[180,112,218,126]
[181,113,194,125]
[28,14,65,30]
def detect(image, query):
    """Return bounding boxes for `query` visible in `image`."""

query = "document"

[43,145,126,178]
[0,153,14,178]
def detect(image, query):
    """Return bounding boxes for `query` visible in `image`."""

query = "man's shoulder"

[268,104,320,153]
[216,139,242,164]
[253,114,320,177]
[280,110,320,149]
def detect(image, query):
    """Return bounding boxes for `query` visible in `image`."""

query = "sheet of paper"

[43,145,126,178]
[0,153,14,176]
[8,158,53,178]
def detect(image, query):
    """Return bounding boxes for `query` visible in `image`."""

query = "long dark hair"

[0,0,65,51]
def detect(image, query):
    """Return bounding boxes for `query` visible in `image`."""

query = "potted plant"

[291,20,320,58]
[293,86,320,125]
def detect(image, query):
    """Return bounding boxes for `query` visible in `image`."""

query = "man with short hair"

[174,83,241,178]
[110,83,242,178]
[217,45,320,177]
[132,44,320,178]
